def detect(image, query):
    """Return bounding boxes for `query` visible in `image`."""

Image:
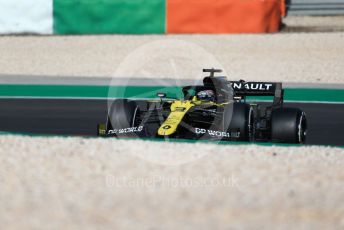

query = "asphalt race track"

[0,99,343,146]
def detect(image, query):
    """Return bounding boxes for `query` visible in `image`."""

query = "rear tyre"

[271,108,307,144]
[107,99,139,131]
[224,103,252,141]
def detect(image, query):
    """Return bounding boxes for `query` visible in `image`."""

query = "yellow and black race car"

[98,69,307,143]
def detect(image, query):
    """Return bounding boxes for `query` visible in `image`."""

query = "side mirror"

[157,93,167,98]
[157,92,167,104]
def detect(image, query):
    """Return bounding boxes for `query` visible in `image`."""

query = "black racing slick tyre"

[271,108,307,144]
[107,99,139,131]
[225,103,253,141]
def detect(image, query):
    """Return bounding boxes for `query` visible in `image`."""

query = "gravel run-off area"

[0,136,344,229]
[0,33,344,83]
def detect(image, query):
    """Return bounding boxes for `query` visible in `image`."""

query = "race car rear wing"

[228,81,284,106]
[202,69,284,106]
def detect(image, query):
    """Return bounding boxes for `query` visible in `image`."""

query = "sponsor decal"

[108,126,143,135]
[195,128,240,138]
[231,82,273,91]
[162,125,172,130]
[175,107,186,112]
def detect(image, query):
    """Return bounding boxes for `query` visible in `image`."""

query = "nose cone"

[158,124,177,136]
[158,100,195,136]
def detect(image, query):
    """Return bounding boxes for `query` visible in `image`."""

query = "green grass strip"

[248,88,344,103]
[0,85,183,99]
[0,85,344,103]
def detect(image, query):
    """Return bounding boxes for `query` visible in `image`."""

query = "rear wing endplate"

[228,81,284,106]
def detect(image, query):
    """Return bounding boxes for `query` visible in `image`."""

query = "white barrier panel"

[0,0,53,34]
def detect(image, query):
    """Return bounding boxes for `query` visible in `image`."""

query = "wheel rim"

[298,112,307,144]
[248,106,254,140]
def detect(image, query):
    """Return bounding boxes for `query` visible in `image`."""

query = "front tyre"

[107,99,139,132]
[271,108,307,144]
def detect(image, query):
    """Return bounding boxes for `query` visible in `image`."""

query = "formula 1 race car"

[98,69,307,143]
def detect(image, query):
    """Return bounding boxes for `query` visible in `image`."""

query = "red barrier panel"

[167,0,285,34]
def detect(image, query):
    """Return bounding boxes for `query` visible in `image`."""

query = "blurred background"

[0,0,343,35]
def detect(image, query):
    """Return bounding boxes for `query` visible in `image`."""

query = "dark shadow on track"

[0,99,343,146]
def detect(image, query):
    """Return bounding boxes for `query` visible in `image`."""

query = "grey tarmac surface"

[0,98,343,146]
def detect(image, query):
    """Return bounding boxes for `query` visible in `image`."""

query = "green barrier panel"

[0,85,183,99]
[247,89,344,103]
[53,0,166,34]
[0,85,344,103]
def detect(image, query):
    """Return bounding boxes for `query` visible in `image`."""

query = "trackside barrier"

[0,0,286,34]
[167,0,286,33]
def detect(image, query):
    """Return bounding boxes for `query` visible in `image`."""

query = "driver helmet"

[197,90,215,101]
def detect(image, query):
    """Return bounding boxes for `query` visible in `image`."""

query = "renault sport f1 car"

[98,69,307,144]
